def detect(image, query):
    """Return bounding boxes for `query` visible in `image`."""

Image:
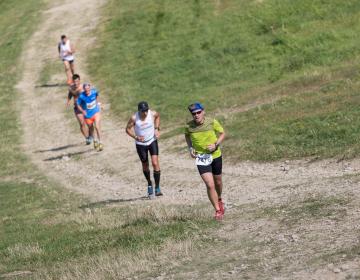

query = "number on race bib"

[195,154,213,166]
[87,100,97,109]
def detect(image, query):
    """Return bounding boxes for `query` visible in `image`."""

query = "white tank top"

[134,110,155,146]
[59,40,74,61]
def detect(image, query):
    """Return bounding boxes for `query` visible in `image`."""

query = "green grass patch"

[226,74,360,160]
[89,0,360,160]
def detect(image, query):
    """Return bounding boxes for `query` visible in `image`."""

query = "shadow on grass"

[43,150,91,161]
[35,143,82,153]
[35,83,68,88]
[80,197,148,209]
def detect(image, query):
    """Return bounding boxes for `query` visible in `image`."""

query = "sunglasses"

[191,110,202,116]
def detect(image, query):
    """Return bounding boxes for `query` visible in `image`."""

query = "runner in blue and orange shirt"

[76,83,103,151]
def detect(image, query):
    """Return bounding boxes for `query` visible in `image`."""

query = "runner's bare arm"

[96,95,101,109]
[76,103,86,116]
[153,111,160,139]
[125,115,137,140]
[58,43,61,58]
[69,42,75,54]
[208,131,225,152]
[185,134,196,158]
[66,91,72,107]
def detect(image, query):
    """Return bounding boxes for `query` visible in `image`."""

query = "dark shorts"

[63,59,74,63]
[197,156,222,176]
[74,106,82,115]
[136,140,159,163]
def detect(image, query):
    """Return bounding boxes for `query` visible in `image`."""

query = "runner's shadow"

[80,197,148,209]
[34,143,82,153]
[43,150,91,161]
[35,83,68,88]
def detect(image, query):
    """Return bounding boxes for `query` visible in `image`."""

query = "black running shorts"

[136,140,159,163]
[197,156,222,175]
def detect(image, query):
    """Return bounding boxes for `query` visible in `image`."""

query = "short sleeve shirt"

[185,118,224,159]
[76,88,100,118]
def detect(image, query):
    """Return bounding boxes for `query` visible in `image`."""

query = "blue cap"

[188,102,204,113]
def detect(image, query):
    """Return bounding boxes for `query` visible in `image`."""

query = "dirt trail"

[17,0,360,207]
[15,0,360,278]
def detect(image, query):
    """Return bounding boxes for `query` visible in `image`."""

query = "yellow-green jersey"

[185,118,224,159]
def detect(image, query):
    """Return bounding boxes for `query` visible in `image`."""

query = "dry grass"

[34,236,198,280]
[5,243,43,260]
[42,203,209,228]
[10,203,214,279]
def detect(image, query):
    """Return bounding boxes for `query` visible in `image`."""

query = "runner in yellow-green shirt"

[185,102,226,220]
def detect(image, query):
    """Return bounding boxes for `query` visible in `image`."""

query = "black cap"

[138,101,149,112]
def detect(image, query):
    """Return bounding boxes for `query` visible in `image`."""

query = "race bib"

[196,154,213,166]
[87,100,97,110]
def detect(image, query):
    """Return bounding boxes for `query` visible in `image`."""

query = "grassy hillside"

[89,0,360,160]
[2,0,360,278]
[0,1,214,277]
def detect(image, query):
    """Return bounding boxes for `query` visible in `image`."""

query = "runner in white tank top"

[59,39,74,61]
[58,35,75,85]
[134,110,156,145]
[126,101,163,198]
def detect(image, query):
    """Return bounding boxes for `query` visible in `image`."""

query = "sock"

[143,170,152,186]
[154,170,161,188]
[147,185,153,195]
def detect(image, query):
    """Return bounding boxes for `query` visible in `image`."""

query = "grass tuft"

[257,194,350,226]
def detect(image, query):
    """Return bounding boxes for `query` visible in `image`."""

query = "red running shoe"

[214,210,223,221]
[218,198,225,215]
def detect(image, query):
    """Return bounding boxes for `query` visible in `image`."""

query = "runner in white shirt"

[58,35,75,85]
[126,101,163,199]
